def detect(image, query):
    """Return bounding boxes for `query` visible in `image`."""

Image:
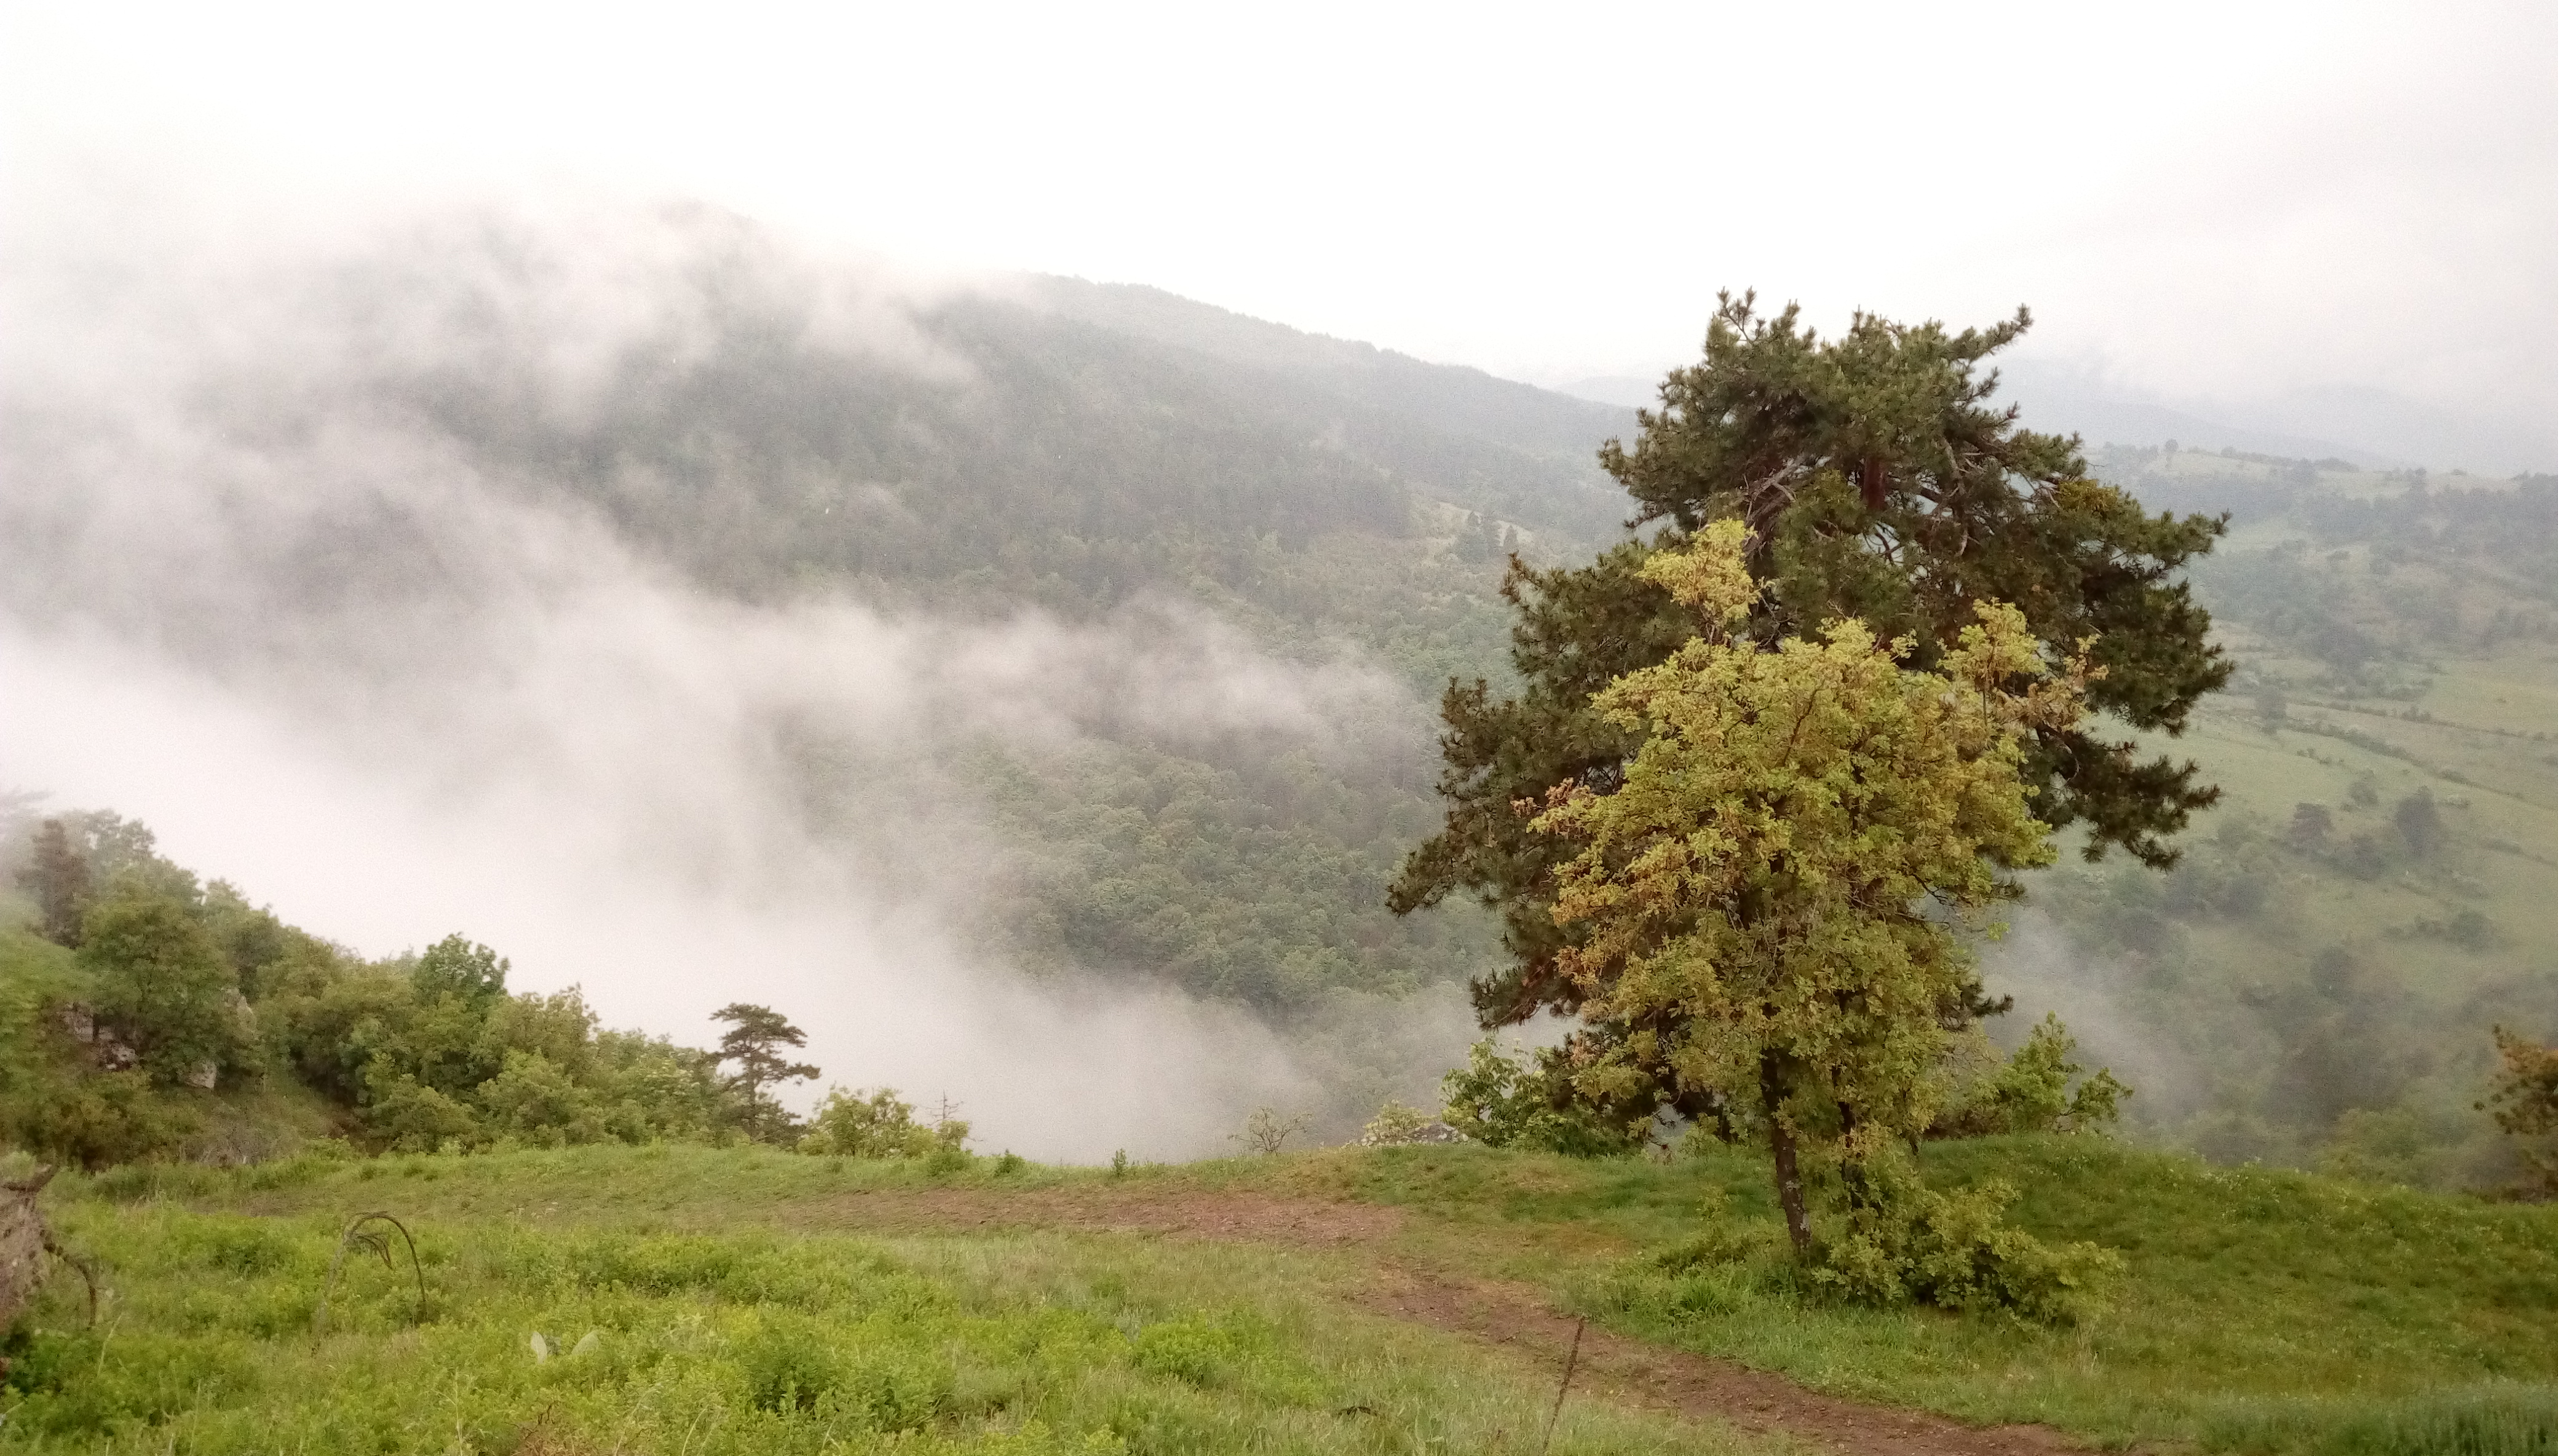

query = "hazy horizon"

[9,2,2553,472]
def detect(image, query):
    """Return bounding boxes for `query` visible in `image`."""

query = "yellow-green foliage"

[1539,521,2089,1126]
[1928,1015,2131,1139]
[1437,1038,1643,1157]
[1802,1143,2124,1323]
[1530,522,2120,1313]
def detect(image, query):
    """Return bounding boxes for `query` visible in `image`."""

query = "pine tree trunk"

[1760,1055,1812,1254]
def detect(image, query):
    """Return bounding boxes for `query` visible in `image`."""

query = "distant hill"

[0,221,1647,1098]
[350,261,1640,688]
[1023,277,1640,473]
[1986,446,2558,1188]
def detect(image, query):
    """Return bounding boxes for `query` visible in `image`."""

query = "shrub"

[474,1050,604,1147]
[1808,1144,2123,1323]
[2481,1026,2558,1199]
[1929,1016,2129,1139]
[360,1075,480,1153]
[833,1345,954,1431]
[1230,1107,1309,1155]
[8,1067,196,1169]
[1357,1100,1460,1146]
[1131,1320,1240,1387]
[1439,1039,1645,1157]
[735,1316,841,1413]
[798,1087,967,1159]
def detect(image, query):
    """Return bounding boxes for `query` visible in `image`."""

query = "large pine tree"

[1390,295,2228,1106]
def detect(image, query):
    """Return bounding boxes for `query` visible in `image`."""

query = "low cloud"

[0,201,1466,1160]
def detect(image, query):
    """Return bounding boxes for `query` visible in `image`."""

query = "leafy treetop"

[411,935,509,1010]
[1532,521,2093,1249]
[1393,293,2228,1039]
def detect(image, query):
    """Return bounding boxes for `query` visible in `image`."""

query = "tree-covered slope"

[0,216,1636,1039]
[347,244,1634,680]
[1984,449,2558,1187]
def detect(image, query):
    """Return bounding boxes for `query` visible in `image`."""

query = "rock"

[58,1002,139,1071]
[0,1168,57,1332]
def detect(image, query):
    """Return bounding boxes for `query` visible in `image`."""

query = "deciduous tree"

[411,934,510,1010]
[1531,523,2088,1256]
[2482,1026,2558,1199]
[79,888,249,1088]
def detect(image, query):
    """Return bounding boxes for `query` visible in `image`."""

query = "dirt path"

[796,1185,2086,1456]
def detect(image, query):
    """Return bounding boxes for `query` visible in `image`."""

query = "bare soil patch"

[801,1184,1403,1245]
[801,1182,2089,1455]
[1355,1265,2081,1456]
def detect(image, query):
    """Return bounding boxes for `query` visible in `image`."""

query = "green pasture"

[10,1139,2556,1454]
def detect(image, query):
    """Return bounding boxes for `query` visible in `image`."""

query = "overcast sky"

[9,1,2553,463]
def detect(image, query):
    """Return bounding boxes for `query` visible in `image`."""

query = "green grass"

[4,1152,1773,1455]
[14,1138,2556,1454]
[1187,1138,2558,1453]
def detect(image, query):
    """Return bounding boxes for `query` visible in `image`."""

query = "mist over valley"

[7,9,2558,1448]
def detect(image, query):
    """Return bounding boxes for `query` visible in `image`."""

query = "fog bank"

[0,204,1474,1160]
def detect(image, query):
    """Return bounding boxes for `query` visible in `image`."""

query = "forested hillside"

[2,224,1645,1048]
[1986,448,2558,1188]
[6,215,2552,1182]
[382,258,1633,681]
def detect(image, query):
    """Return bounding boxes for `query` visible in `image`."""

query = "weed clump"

[735,1318,842,1414]
[1131,1320,1240,1387]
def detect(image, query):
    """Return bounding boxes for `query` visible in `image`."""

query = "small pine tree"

[711,1003,820,1143]
[17,818,92,948]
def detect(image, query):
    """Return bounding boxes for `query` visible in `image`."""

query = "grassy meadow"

[1980,452,2558,1185]
[8,1137,2555,1454]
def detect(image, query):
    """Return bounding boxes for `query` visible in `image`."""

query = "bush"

[1808,1144,2123,1324]
[78,890,252,1087]
[798,1087,967,1159]
[735,1316,842,1413]
[7,1066,196,1168]
[360,1075,480,1153]
[1929,1016,2129,1139]
[1131,1320,1241,1387]
[1357,1100,1460,1146]
[1439,1039,1645,1157]
[2481,1027,2558,1200]
[473,1050,604,1147]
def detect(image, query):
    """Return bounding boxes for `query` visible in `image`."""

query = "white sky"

[7,1,2554,447]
